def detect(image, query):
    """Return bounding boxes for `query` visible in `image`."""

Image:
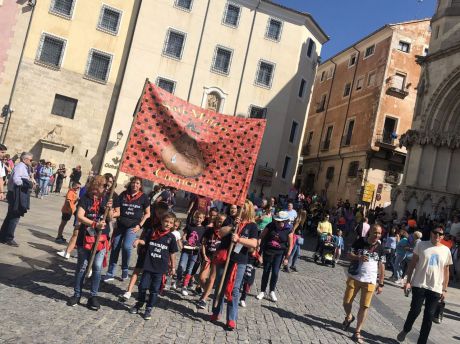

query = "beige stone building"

[299,20,431,207]
[100,0,328,196]
[394,0,460,219]
[1,0,140,174]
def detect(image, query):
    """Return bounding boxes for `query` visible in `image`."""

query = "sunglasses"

[431,230,444,236]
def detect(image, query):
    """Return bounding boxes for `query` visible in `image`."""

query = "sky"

[279,0,437,59]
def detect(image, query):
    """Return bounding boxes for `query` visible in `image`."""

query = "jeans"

[73,247,106,297]
[0,209,21,242]
[261,253,284,292]
[393,253,406,280]
[138,271,163,308]
[107,226,137,277]
[403,287,441,344]
[38,178,50,196]
[176,251,198,285]
[54,178,63,193]
[212,262,246,321]
[289,241,301,267]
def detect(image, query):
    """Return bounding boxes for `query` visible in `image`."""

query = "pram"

[314,232,336,268]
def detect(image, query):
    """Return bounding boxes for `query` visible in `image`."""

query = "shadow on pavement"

[443,307,460,322]
[26,227,57,242]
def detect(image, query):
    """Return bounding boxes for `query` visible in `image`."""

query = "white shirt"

[286,209,297,223]
[7,162,30,191]
[0,161,5,178]
[361,223,370,238]
[449,222,460,240]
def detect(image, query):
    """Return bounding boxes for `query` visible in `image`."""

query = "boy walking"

[56,182,80,243]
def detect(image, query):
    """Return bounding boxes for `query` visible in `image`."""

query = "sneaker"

[181,288,189,296]
[239,300,246,308]
[129,302,143,314]
[256,292,265,300]
[195,286,203,295]
[121,291,131,301]
[290,266,298,272]
[55,237,67,244]
[269,291,278,302]
[196,299,207,309]
[121,271,129,281]
[4,240,19,247]
[171,282,177,290]
[144,307,152,320]
[57,250,70,259]
[283,266,290,273]
[103,275,115,282]
[226,320,236,330]
[67,295,80,307]
[87,296,100,311]
[397,330,408,342]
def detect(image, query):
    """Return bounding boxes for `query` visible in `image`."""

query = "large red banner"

[120,82,266,205]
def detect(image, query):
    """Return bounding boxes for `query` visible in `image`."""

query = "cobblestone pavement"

[0,195,459,344]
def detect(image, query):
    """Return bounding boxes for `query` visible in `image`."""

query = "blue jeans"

[176,251,198,284]
[261,253,284,292]
[38,178,50,196]
[393,253,406,280]
[138,271,163,308]
[289,241,301,267]
[107,226,137,277]
[212,262,246,322]
[73,247,106,297]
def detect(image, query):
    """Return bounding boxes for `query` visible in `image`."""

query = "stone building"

[299,20,431,207]
[100,0,328,196]
[1,0,140,174]
[394,0,460,219]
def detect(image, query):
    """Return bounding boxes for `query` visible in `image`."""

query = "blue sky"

[279,0,437,59]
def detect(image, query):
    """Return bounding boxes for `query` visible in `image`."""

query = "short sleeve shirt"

[184,225,206,248]
[114,191,149,228]
[76,194,109,247]
[203,227,222,257]
[219,222,259,264]
[143,232,178,273]
[349,238,386,284]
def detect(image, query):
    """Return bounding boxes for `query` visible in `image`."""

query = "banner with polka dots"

[120,82,266,206]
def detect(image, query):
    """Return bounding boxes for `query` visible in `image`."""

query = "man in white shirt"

[449,216,460,241]
[397,226,452,344]
[285,202,297,224]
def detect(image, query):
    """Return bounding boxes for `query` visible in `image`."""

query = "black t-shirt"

[263,222,291,255]
[76,194,110,247]
[143,232,178,273]
[219,222,258,264]
[203,227,222,257]
[223,216,236,227]
[184,224,206,248]
[114,191,149,228]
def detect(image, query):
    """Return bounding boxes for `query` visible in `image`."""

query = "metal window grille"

[99,6,121,34]
[249,106,266,119]
[176,0,192,10]
[365,45,375,57]
[86,50,112,82]
[223,4,240,26]
[38,35,65,67]
[164,30,185,59]
[257,62,274,87]
[213,47,232,74]
[266,19,282,40]
[50,0,74,16]
[157,78,176,94]
[51,94,77,119]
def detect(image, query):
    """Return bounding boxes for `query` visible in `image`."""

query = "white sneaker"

[181,288,189,296]
[256,292,265,300]
[57,250,70,259]
[122,291,131,301]
[239,300,246,308]
[171,282,177,290]
[269,291,278,302]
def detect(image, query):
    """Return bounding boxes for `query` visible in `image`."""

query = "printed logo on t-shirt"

[428,254,440,267]
[187,231,199,246]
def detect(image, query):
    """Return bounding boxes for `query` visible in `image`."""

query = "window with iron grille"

[249,105,266,119]
[348,161,359,177]
[50,0,75,17]
[212,46,233,74]
[364,44,375,58]
[223,3,241,27]
[156,77,176,94]
[98,5,122,34]
[36,34,66,68]
[255,61,275,88]
[51,94,77,119]
[175,0,193,10]
[266,18,282,41]
[163,29,186,59]
[85,49,112,82]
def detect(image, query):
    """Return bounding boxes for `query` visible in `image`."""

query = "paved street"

[0,195,459,344]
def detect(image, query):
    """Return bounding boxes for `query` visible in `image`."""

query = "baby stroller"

[314,233,336,268]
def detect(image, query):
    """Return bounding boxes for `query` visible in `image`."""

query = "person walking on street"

[69,165,82,187]
[38,161,53,198]
[54,164,67,193]
[55,181,80,243]
[0,152,33,247]
[342,224,386,344]
[397,226,452,344]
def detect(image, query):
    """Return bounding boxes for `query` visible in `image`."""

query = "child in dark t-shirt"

[129,213,178,320]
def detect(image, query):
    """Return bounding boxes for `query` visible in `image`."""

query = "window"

[320,71,326,82]
[343,120,354,146]
[326,166,334,180]
[317,94,327,112]
[322,125,333,150]
[343,82,352,97]
[212,46,233,74]
[349,53,357,67]
[156,77,176,94]
[249,105,266,119]
[347,161,359,177]
[398,41,411,53]
[298,79,307,98]
[163,29,186,59]
[51,94,77,119]
[289,121,298,143]
[223,3,241,27]
[307,39,315,58]
[98,5,122,35]
[50,0,75,17]
[255,60,275,88]
[392,73,406,90]
[85,49,112,82]
[382,117,398,144]
[423,47,429,56]
[266,18,282,41]
[434,26,440,39]
[36,33,66,68]
[175,0,192,10]
[367,71,376,87]
[356,77,364,91]
[364,44,375,58]
[282,156,291,179]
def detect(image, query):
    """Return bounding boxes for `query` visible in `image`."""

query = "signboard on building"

[255,166,274,186]
[362,182,375,203]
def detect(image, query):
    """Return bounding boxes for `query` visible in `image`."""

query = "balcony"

[301,144,311,156]
[386,86,409,99]
[321,139,330,151]
[376,131,398,148]
[384,170,401,184]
